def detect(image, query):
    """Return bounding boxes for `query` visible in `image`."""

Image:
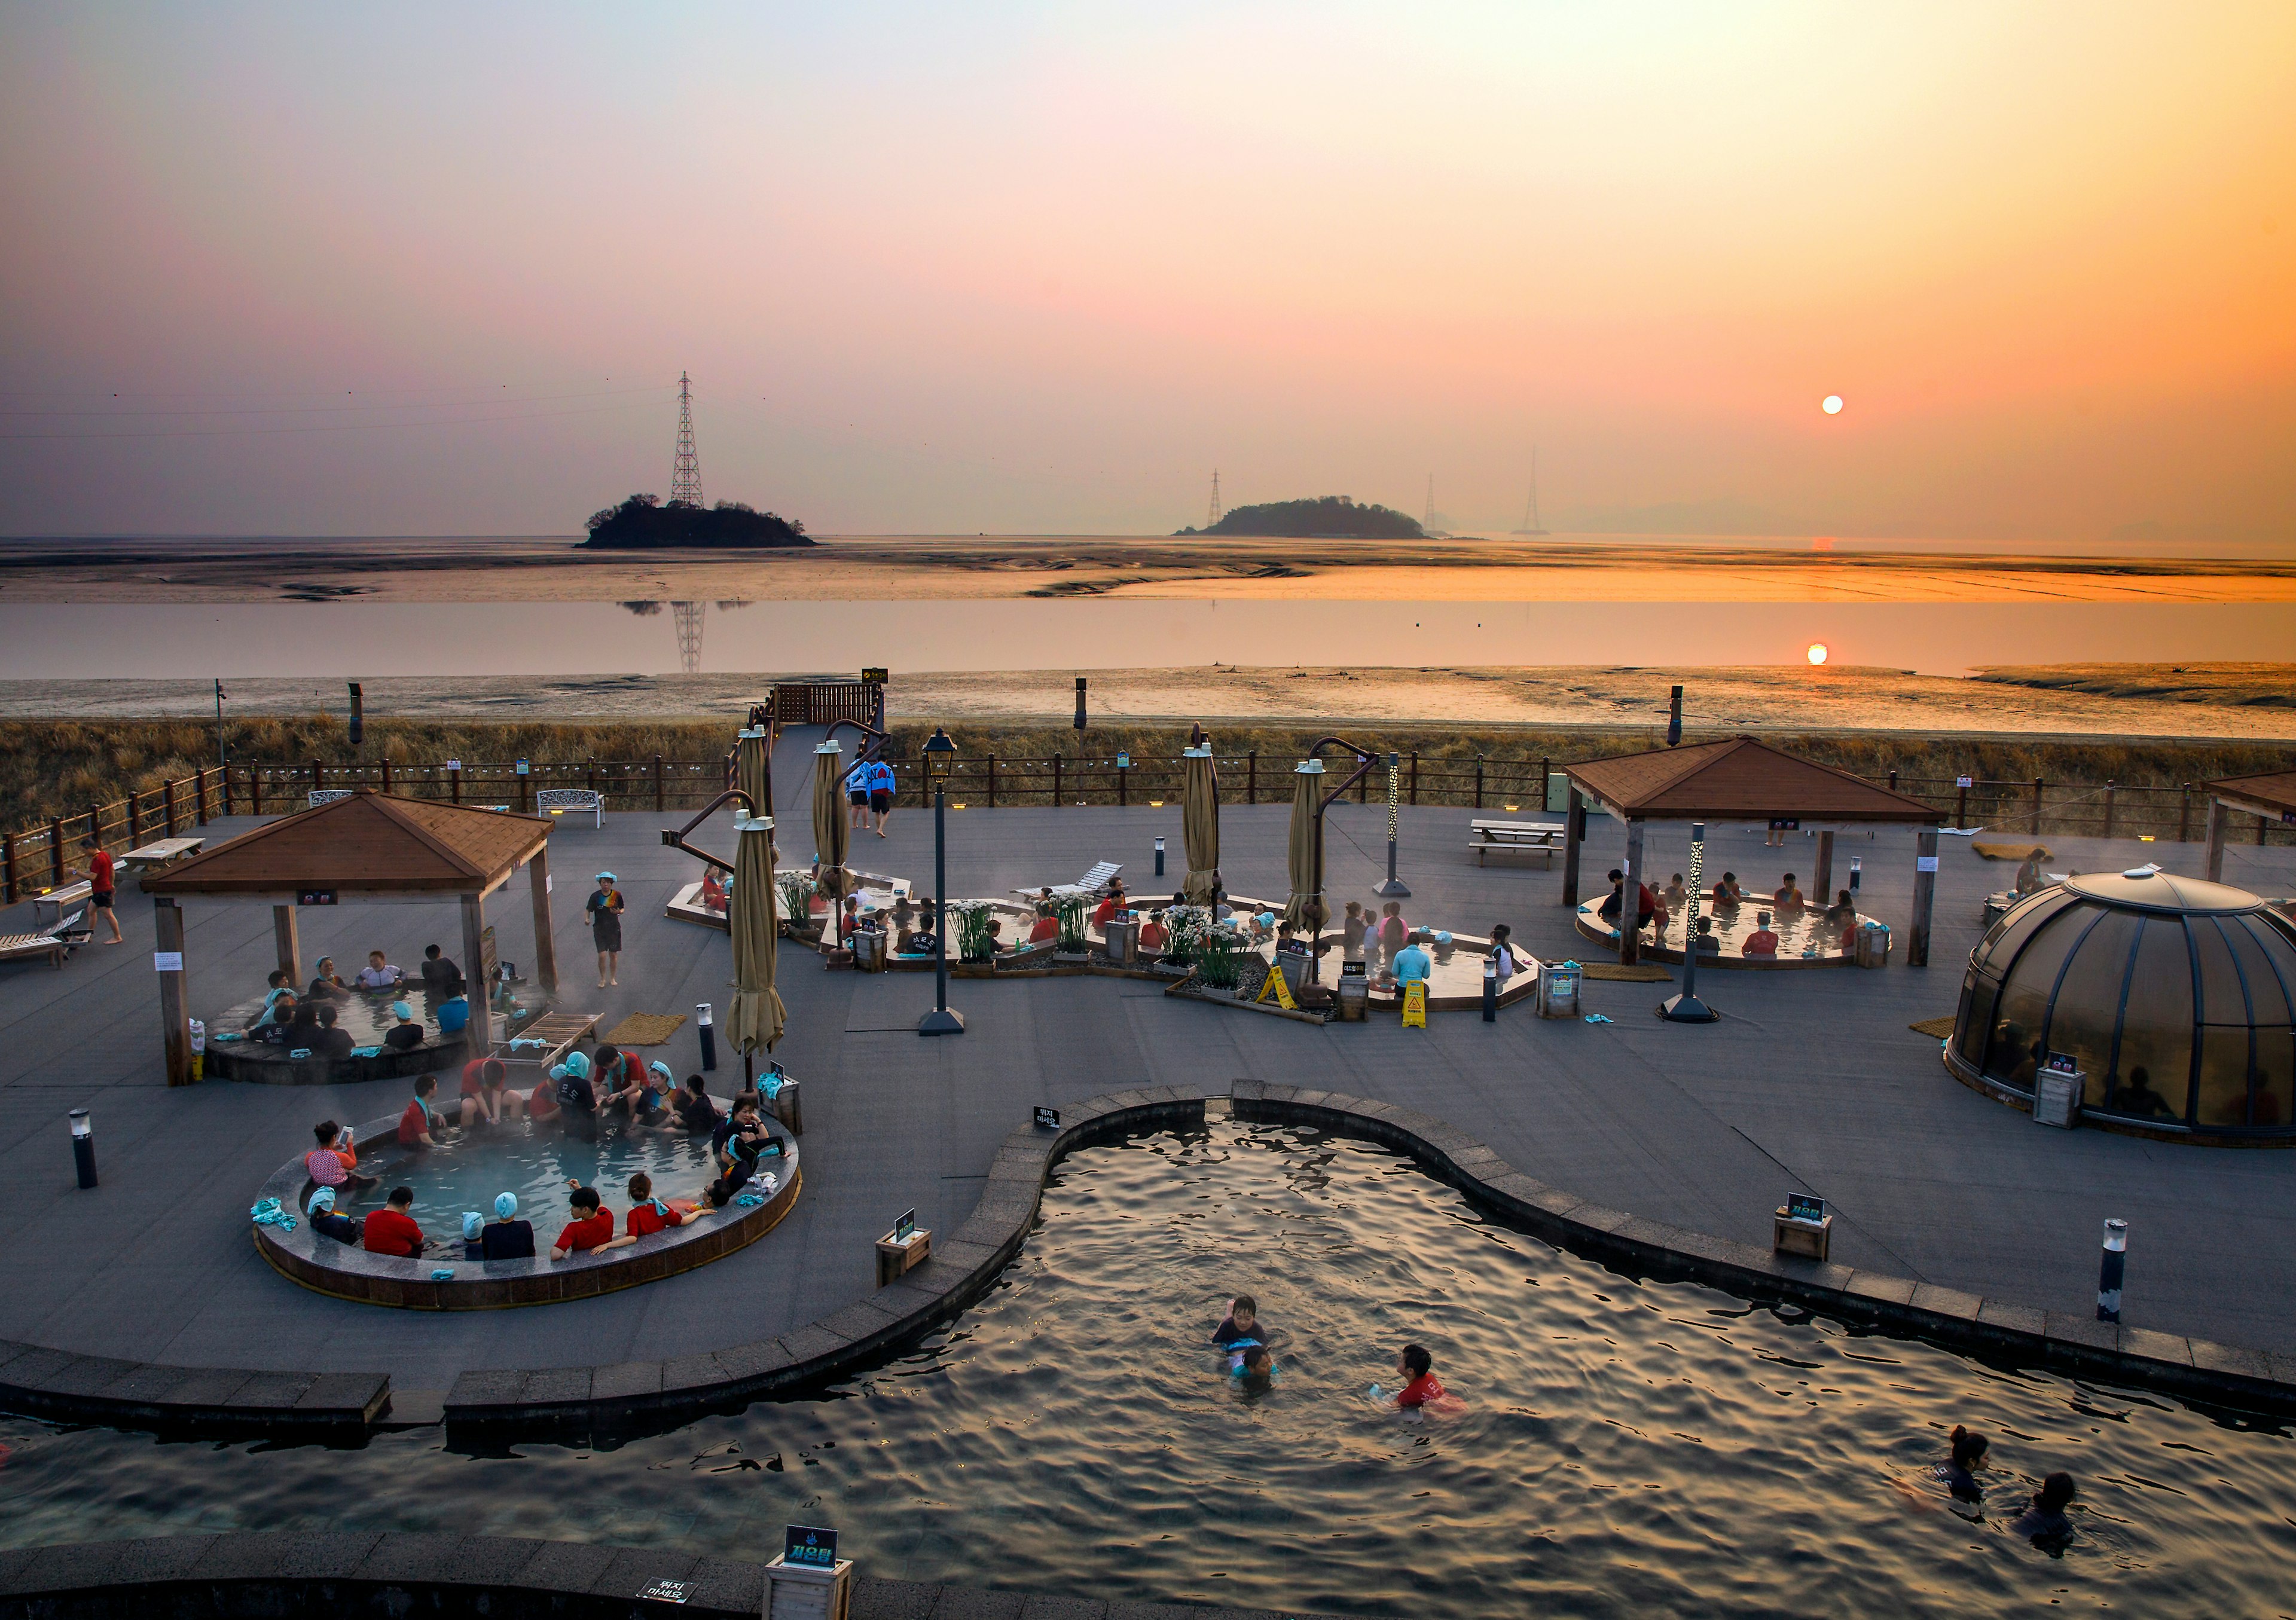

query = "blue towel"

[734,1192,765,1207]
[212,1031,245,1043]
[350,1045,382,1057]
[507,1037,546,1050]
[1583,1013,1613,1024]
[429,1268,455,1281]
[249,1197,298,1233]
[289,1048,313,1059]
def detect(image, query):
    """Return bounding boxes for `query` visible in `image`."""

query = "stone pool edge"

[0,1530,1343,1620]
[4,1083,2292,1432]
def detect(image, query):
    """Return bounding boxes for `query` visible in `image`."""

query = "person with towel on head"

[305,1185,364,1246]
[384,999,426,1051]
[481,1191,535,1260]
[588,872,625,988]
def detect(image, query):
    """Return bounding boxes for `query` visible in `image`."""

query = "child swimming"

[1372,1343,1463,1416]
[1230,1344,1278,1386]
[1211,1294,1268,1370]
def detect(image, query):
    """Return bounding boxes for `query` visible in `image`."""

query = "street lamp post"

[1375,751,1410,898]
[918,728,964,1037]
[1662,820,1718,1022]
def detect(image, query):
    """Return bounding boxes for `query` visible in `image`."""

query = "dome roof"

[1947,875,2296,1141]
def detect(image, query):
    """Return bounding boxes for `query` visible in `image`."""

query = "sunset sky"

[2,2,2291,542]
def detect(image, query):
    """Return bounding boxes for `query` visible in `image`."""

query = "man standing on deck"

[81,837,122,944]
[845,756,871,831]
[866,754,896,837]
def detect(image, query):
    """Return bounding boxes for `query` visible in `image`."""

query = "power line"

[0,398,665,442]
[0,382,675,420]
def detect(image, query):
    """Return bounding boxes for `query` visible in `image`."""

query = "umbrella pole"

[919,786,965,1035]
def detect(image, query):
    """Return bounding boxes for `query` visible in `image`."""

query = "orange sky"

[1,3,2291,540]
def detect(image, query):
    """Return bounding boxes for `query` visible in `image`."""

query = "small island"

[582,494,813,549]
[1176,496,1423,540]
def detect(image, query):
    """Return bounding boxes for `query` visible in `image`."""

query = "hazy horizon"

[3,3,2291,543]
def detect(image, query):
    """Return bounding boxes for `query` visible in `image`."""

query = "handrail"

[657,788,760,875]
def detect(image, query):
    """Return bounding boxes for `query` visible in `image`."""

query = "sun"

[1822,395,1843,414]
[1807,642,1830,665]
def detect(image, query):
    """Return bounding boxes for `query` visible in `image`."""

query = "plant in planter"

[776,872,812,931]
[1162,904,1213,966]
[1193,925,1246,990]
[1055,896,1090,953]
[951,901,999,963]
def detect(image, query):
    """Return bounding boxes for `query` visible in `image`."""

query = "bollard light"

[70,1108,97,1189]
[2097,1217,2128,1322]
[1482,955,1497,1023]
[1849,855,1862,894]
[1154,835,1165,878]
[697,1002,717,1071]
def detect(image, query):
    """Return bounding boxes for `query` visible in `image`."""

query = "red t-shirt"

[1028,916,1060,944]
[1744,930,1780,957]
[398,1099,436,1145]
[1093,897,1121,927]
[555,1210,616,1253]
[529,1081,559,1118]
[460,1059,502,1096]
[1396,1371,1447,1408]
[89,848,116,894]
[627,1200,685,1238]
[362,1207,424,1257]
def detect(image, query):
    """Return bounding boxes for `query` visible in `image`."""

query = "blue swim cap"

[563,1050,591,1079]
[390,1000,413,1020]
[548,1063,567,1082]
[494,1191,518,1219]
[648,1060,673,1081]
[461,1212,483,1242]
[307,1185,335,1214]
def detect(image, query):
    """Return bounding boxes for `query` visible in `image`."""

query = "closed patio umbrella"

[811,738,849,906]
[1180,744,1220,904]
[1283,757,1324,936]
[735,725,770,818]
[728,812,785,1062]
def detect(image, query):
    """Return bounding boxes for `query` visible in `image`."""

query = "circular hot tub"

[252,1099,801,1307]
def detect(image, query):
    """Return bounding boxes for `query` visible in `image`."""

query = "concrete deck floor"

[3,725,2293,1397]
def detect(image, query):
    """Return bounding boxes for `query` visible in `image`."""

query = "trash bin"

[1854,922,1891,969]
[1336,961,1368,1021]
[2032,1059,2081,1128]
[851,925,886,973]
[1536,960,1581,1019]
[1104,917,1138,966]
[1275,943,1312,996]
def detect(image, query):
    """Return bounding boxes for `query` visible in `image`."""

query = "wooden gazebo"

[2203,771,2296,882]
[1562,738,1947,967]
[143,791,557,1085]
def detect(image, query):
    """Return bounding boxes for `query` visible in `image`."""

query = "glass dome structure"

[1947,870,2296,1142]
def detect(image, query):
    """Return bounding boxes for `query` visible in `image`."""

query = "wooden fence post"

[1052,753,1063,806]
[310,759,322,800]
[450,763,462,805]
[2032,777,2045,833]
[988,755,998,809]
[1539,756,1551,814]
[49,817,65,885]
[251,769,263,817]
[1118,758,1127,807]
[2179,783,2193,842]
[2260,813,2270,847]
[1409,751,1419,806]
[1474,756,1485,810]
[654,753,665,812]
[1247,752,1257,805]
[381,756,393,794]
[520,771,531,814]
[3,832,14,903]
[1887,769,1898,794]
[163,780,176,837]
[2103,780,2116,840]
[1955,780,1968,829]
[125,791,141,846]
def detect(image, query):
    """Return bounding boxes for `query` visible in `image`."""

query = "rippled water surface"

[4,1121,2291,1617]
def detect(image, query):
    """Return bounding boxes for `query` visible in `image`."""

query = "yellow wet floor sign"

[1402,981,1427,1028]
[1256,962,1299,1010]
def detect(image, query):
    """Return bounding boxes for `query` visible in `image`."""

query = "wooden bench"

[0,929,69,969]
[32,882,92,925]
[120,836,206,873]
[1467,820,1567,868]
[494,1009,601,1073]
[536,788,603,827]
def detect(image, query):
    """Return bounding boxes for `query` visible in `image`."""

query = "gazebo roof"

[1564,736,1944,824]
[2206,770,2296,820]
[145,791,551,897]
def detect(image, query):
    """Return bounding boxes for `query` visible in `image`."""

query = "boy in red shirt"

[1388,1343,1458,1413]
[80,837,123,945]
[551,1185,634,1260]
[459,1056,520,1126]
[362,1186,426,1257]
[398,1074,449,1148]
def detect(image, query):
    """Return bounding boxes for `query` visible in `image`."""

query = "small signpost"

[877,1209,929,1286]
[1033,1105,1060,1130]
[1774,1191,1833,1260]
[765,1524,851,1620]
[639,1579,694,1604]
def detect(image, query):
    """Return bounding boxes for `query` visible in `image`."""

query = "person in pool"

[1384,1344,1461,1414]
[1937,1425,1989,1503]
[304,1185,363,1246]
[480,1191,535,1260]
[1231,1344,1278,1388]
[2013,1472,2078,1548]
[1211,1294,1267,1355]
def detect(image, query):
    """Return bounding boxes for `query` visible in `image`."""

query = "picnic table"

[1467,819,1567,868]
[31,882,93,926]
[494,1010,600,1073]
[120,836,206,873]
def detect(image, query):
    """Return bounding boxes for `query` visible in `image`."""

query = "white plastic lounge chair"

[1013,860,1123,900]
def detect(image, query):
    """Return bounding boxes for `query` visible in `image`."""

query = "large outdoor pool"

[2,1120,2288,1616]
